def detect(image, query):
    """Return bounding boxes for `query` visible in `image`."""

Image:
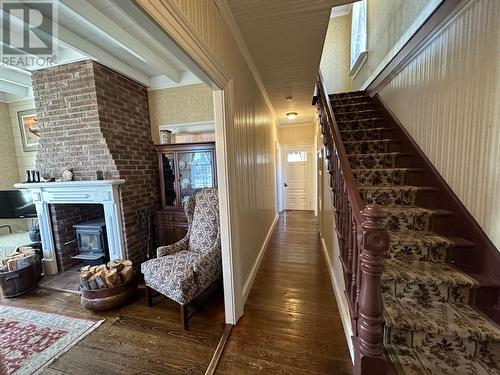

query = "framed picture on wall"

[17,109,39,152]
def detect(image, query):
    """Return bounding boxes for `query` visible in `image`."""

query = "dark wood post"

[355,204,389,375]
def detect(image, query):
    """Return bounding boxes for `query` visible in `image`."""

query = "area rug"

[0,305,104,375]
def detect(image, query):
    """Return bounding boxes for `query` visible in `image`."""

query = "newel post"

[355,205,389,375]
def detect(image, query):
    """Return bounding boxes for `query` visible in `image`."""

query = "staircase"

[327,91,500,374]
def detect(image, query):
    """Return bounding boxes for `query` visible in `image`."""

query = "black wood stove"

[72,219,108,265]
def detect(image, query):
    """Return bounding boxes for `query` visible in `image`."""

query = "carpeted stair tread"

[383,294,500,343]
[344,139,399,154]
[340,127,392,142]
[331,100,374,108]
[359,185,435,207]
[348,152,403,169]
[388,230,454,262]
[383,259,478,293]
[353,168,423,186]
[386,344,497,375]
[381,206,452,231]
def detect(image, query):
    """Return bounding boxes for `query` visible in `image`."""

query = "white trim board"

[320,234,354,362]
[159,120,215,134]
[242,214,279,302]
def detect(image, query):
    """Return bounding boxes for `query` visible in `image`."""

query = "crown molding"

[214,0,279,126]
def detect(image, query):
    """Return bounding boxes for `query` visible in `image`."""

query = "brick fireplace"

[29,60,159,270]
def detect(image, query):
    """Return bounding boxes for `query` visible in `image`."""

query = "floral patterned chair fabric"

[141,188,221,306]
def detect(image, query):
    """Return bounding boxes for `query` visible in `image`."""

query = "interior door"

[283,146,312,210]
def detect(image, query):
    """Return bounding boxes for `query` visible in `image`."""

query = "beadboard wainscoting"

[377,0,500,249]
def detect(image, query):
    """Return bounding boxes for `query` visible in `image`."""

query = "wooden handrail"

[317,71,364,224]
[316,72,389,375]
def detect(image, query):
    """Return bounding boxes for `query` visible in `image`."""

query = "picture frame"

[17,109,39,152]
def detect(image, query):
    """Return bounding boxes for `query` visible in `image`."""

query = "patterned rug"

[330,91,500,374]
[0,305,104,375]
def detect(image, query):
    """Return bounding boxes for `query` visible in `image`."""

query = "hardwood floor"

[0,285,226,374]
[216,210,353,374]
[1,211,351,374]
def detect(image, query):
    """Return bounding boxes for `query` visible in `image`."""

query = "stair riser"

[340,128,393,142]
[360,187,418,206]
[331,103,377,113]
[337,118,387,131]
[349,153,399,169]
[344,140,400,154]
[330,92,366,100]
[386,242,448,263]
[384,326,498,362]
[335,110,384,122]
[383,213,453,232]
[382,279,474,304]
[353,169,412,186]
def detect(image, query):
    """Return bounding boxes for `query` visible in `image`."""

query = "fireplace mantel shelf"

[14,179,125,189]
[15,179,126,275]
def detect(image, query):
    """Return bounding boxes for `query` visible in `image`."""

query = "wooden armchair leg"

[146,286,153,307]
[180,304,188,330]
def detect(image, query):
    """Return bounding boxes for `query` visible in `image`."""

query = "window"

[287,151,307,163]
[350,0,367,75]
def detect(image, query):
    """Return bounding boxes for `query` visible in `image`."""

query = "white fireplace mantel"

[14,179,126,275]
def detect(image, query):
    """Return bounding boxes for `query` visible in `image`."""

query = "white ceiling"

[0,0,202,103]
[226,0,354,126]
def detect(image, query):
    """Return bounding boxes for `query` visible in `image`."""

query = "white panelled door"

[283,145,312,210]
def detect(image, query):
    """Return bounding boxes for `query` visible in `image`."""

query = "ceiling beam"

[0,64,32,87]
[0,8,151,87]
[0,80,31,97]
[60,0,181,83]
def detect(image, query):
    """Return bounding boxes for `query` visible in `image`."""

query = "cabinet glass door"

[178,151,214,206]
[162,153,176,206]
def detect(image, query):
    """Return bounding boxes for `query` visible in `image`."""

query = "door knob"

[284,183,288,187]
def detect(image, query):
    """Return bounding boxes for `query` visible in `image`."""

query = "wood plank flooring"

[216,210,353,374]
[0,285,226,374]
[1,210,351,374]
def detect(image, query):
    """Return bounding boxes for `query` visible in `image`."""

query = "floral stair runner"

[330,92,500,375]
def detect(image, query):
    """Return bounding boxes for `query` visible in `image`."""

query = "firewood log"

[80,271,91,290]
[89,266,98,274]
[120,266,134,284]
[88,275,99,290]
[104,268,121,287]
[107,260,123,271]
[6,258,18,272]
[94,270,108,289]
[121,260,132,268]
[96,265,107,274]
[81,265,91,273]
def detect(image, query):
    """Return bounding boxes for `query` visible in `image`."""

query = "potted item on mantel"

[80,259,136,311]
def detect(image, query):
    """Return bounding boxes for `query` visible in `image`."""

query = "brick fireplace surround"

[30,60,159,270]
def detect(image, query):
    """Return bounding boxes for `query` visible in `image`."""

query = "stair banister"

[316,72,389,375]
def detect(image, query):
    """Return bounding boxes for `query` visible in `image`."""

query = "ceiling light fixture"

[286,112,298,120]
[286,96,294,102]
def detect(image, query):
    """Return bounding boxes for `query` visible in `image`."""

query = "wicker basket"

[0,254,42,298]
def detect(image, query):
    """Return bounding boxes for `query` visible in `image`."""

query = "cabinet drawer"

[156,211,188,227]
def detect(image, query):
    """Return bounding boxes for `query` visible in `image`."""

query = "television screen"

[0,190,37,219]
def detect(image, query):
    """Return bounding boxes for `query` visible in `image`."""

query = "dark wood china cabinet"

[155,142,217,246]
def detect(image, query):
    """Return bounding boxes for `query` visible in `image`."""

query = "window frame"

[349,0,368,77]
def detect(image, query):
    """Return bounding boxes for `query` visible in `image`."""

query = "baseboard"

[320,234,354,362]
[242,214,279,303]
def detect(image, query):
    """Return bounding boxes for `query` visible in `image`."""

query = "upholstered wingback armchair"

[141,188,221,329]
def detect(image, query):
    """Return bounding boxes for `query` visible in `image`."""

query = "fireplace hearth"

[73,219,108,266]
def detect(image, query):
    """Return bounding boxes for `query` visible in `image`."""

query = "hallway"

[217,211,353,374]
